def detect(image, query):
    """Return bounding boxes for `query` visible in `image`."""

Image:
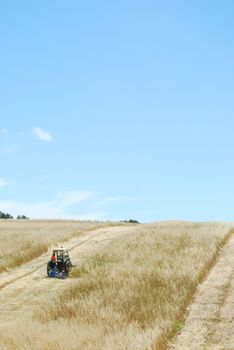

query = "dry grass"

[2,221,231,350]
[0,220,122,272]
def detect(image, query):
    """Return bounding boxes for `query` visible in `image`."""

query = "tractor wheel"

[47,262,51,276]
[64,260,71,274]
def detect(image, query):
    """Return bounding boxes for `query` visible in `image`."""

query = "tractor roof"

[52,247,68,251]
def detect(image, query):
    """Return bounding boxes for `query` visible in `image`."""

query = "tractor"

[47,247,74,279]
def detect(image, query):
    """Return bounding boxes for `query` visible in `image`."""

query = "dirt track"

[0,225,136,325]
[168,234,234,350]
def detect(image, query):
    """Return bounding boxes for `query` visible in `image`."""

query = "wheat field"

[0,220,121,272]
[0,221,232,350]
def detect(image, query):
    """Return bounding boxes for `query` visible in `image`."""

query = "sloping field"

[168,233,234,350]
[0,220,123,272]
[0,221,233,350]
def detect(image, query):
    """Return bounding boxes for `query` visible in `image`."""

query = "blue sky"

[0,0,234,221]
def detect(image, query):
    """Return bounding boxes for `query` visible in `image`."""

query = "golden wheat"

[0,222,232,349]
[3,221,230,350]
[0,220,121,272]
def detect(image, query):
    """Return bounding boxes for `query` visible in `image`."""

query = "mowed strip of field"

[0,220,124,272]
[0,221,232,350]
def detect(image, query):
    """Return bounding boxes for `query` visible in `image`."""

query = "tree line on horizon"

[0,211,29,220]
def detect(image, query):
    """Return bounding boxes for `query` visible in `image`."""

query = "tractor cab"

[52,247,69,262]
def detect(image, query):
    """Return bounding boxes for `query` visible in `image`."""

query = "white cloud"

[33,127,52,142]
[0,129,8,134]
[56,191,95,208]
[0,178,8,188]
[0,191,138,220]
[97,196,140,206]
[0,191,102,219]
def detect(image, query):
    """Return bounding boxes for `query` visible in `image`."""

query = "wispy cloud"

[33,127,52,142]
[0,129,8,134]
[0,191,138,220]
[0,178,8,188]
[0,191,102,219]
[97,196,140,206]
[56,191,95,208]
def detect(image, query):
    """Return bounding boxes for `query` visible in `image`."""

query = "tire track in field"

[168,234,234,350]
[0,228,112,291]
[0,225,137,322]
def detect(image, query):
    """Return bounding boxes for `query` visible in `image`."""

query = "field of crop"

[0,221,232,350]
[0,220,121,272]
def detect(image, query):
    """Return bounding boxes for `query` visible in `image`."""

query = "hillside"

[0,221,233,349]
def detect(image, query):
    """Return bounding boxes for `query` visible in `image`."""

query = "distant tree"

[123,219,140,224]
[0,211,13,219]
[17,215,29,220]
